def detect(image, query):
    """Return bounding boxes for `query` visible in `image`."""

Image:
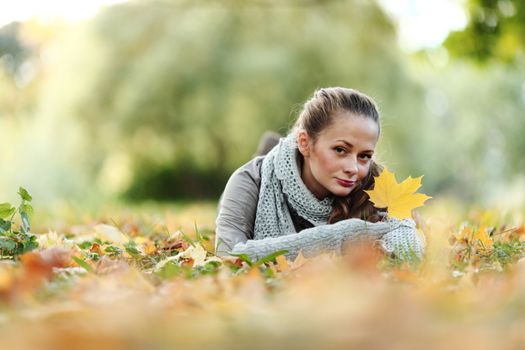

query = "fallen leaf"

[454,225,493,251]
[290,250,309,270]
[17,248,73,295]
[276,255,289,272]
[142,242,157,255]
[184,243,207,267]
[155,242,221,269]
[94,224,128,245]
[474,225,493,250]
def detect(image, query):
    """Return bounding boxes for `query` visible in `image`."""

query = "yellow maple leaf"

[364,168,431,219]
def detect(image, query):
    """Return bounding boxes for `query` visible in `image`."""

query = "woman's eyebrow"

[337,140,353,148]
[337,140,374,153]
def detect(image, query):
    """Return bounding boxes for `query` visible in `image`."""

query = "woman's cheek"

[358,164,370,180]
[319,150,336,170]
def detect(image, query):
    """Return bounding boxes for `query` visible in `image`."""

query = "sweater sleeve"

[379,219,425,261]
[215,156,425,262]
[229,218,404,261]
[215,157,264,257]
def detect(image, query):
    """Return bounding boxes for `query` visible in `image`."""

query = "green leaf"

[124,240,142,257]
[0,237,17,253]
[72,256,94,273]
[155,260,182,279]
[104,245,123,256]
[0,219,11,233]
[195,260,222,276]
[18,187,32,202]
[23,235,38,253]
[228,252,254,267]
[18,203,33,234]
[261,266,275,278]
[20,211,30,233]
[0,203,16,219]
[77,241,93,250]
[20,203,34,216]
[254,249,289,266]
[88,252,100,261]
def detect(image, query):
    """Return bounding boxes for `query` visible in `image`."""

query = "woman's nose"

[343,156,358,174]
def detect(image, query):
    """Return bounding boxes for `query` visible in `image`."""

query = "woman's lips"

[336,178,356,188]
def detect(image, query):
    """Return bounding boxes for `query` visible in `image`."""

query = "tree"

[445,0,525,63]
[31,0,423,200]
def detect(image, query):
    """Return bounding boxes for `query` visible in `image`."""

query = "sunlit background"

[1,0,524,211]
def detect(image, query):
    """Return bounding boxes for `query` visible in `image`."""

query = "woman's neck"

[297,152,330,200]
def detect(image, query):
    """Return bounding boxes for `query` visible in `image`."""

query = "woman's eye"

[359,154,372,160]
[335,147,346,154]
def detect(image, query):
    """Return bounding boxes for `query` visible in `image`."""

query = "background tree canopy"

[18,0,423,201]
[445,0,525,64]
[1,0,524,207]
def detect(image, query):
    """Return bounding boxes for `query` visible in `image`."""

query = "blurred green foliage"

[0,0,524,207]
[445,0,525,63]
[6,0,417,200]
[0,22,30,76]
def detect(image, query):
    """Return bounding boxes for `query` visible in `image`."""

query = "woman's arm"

[229,218,405,261]
[215,157,264,256]
[215,157,425,261]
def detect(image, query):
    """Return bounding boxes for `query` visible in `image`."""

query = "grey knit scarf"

[254,134,334,240]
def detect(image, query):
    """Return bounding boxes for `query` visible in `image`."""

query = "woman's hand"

[340,217,425,262]
[378,218,425,261]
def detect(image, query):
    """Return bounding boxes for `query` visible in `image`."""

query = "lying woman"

[215,87,424,261]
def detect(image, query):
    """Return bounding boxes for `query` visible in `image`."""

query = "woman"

[215,87,424,261]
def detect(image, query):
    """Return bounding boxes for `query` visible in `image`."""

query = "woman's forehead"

[320,113,379,142]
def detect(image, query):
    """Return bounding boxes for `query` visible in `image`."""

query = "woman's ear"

[297,130,311,157]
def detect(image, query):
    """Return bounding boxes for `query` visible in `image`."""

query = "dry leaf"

[456,225,493,250]
[94,224,128,245]
[16,248,73,296]
[156,243,221,269]
[275,255,289,272]
[184,243,208,267]
[290,250,309,270]
[142,242,157,255]
[342,239,384,274]
[476,226,493,250]
[365,168,431,219]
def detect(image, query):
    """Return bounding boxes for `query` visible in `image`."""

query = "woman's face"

[298,111,379,199]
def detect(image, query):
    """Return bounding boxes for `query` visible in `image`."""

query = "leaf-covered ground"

[1,199,525,350]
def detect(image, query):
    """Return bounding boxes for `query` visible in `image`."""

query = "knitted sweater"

[215,156,425,262]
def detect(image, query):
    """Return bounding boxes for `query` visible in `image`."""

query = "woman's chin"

[331,187,355,197]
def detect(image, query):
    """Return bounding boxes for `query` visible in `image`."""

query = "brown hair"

[293,87,384,223]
